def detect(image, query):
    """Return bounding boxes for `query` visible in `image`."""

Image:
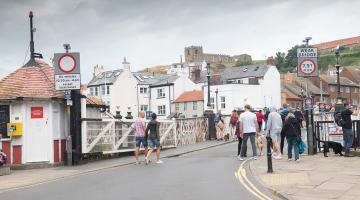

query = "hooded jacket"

[282,116,301,137]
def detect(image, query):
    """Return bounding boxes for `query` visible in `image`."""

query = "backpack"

[230,116,238,126]
[214,114,220,123]
[334,111,346,127]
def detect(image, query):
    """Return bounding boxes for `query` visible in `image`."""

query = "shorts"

[270,129,281,143]
[135,136,148,148]
[148,139,160,149]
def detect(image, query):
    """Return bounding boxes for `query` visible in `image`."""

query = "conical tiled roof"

[0,60,64,100]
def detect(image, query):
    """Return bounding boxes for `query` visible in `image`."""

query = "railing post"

[174,119,177,147]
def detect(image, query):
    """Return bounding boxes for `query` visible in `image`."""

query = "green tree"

[274,52,286,72]
[284,44,306,73]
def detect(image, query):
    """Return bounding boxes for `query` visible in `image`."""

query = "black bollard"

[266,136,273,173]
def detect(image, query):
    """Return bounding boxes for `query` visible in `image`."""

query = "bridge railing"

[82,117,209,154]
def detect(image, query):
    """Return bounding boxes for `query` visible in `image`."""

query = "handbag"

[297,139,307,154]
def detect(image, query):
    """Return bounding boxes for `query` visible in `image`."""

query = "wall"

[171,101,204,118]
[173,75,200,98]
[137,84,151,112]
[150,85,174,119]
[112,69,138,115]
[261,65,281,108]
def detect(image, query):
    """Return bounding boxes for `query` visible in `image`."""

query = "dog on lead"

[316,138,344,157]
[257,134,265,156]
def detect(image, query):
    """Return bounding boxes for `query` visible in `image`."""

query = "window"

[220,96,226,109]
[193,101,198,110]
[95,87,99,96]
[330,86,335,92]
[107,85,110,95]
[106,101,111,106]
[175,103,179,112]
[195,49,198,54]
[157,88,165,98]
[140,87,148,94]
[90,87,94,96]
[340,87,344,92]
[210,97,215,109]
[101,85,106,95]
[346,87,350,93]
[184,102,188,111]
[353,99,358,105]
[158,105,166,115]
[140,105,148,112]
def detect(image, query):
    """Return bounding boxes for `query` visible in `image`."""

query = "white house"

[201,65,281,114]
[87,58,199,118]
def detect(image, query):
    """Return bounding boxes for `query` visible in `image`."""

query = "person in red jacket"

[256,110,265,132]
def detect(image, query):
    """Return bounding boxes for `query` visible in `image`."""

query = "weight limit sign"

[297,57,318,77]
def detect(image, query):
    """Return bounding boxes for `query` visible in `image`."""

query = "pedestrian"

[214,110,223,140]
[256,110,265,132]
[294,107,304,128]
[132,111,148,165]
[282,113,301,162]
[341,103,355,157]
[145,113,163,164]
[0,149,6,166]
[280,104,289,154]
[266,106,283,159]
[229,110,239,140]
[239,104,259,161]
[216,118,225,140]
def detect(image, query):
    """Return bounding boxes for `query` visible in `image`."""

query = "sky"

[0,0,360,82]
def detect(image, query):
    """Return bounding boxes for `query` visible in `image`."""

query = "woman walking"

[216,118,225,140]
[256,110,265,132]
[229,110,239,140]
[282,112,301,162]
[266,106,283,159]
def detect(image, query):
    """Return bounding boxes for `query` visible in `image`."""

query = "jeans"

[286,136,299,160]
[280,130,286,154]
[240,132,257,157]
[237,137,247,156]
[343,128,354,155]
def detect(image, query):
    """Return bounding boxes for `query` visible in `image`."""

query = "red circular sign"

[299,59,317,75]
[306,99,311,105]
[58,54,77,73]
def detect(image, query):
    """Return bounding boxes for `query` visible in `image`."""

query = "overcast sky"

[1,0,360,82]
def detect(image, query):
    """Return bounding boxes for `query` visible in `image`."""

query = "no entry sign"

[53,52,81,90]
[297,48,318,77]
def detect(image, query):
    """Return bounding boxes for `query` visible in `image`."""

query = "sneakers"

[288,158,293,161]
[145,157,149,165]
[238,156,244,161]
[295,159,300,162]
[156,160,164,164]
[253,156,257,160]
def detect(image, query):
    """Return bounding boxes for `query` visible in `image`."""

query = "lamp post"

[206,62,211,108]
[335,48,341,103]
[203,62,216,140]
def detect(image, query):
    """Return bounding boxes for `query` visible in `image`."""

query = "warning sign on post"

[55,74,81,90]
[53,52,81,90]
[297,48,318,77]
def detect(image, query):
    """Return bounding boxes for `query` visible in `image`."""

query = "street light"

[335,47,341,103]
[206,62,211,108]
[303,37,312,47]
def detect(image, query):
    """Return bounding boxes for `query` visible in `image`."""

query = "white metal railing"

[82,117,208,154]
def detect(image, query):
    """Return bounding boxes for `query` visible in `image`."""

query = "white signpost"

[54,53,81,91]
[297,48,318,77]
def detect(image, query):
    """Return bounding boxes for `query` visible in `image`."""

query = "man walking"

[145,113,163,164]
[132,111,148,165]
[239,104,259,161]
[341,103,355,157]
[280,104,289,154]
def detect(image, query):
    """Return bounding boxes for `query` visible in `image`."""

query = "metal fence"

[314,112,360,151]
[82,117,209,154]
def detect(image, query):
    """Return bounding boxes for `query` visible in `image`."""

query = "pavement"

[250,149,360,200]
[0,141,233,193]
[0,141,273,200]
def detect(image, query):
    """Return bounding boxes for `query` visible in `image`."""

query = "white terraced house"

[87,58,199,118]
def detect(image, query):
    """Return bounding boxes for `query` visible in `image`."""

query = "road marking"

[235,158,273,200]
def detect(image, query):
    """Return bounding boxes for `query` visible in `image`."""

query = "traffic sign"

[64,90,71,100]
[146,111,153,120]
[297,48,318,58]
[304,97,313,110]
[53,52,80,90]
[318,102,326,112]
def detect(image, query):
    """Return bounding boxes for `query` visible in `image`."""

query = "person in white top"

[239,104,259,161]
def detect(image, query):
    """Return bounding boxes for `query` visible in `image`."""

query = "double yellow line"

[235,158,273,200]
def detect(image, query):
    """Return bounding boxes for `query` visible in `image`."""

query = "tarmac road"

[0,143,275,200]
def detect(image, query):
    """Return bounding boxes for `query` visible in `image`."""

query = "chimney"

[212,68,221,85]
[267,56,275,66]
[123,57,130,71]
[93,64,104,77]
